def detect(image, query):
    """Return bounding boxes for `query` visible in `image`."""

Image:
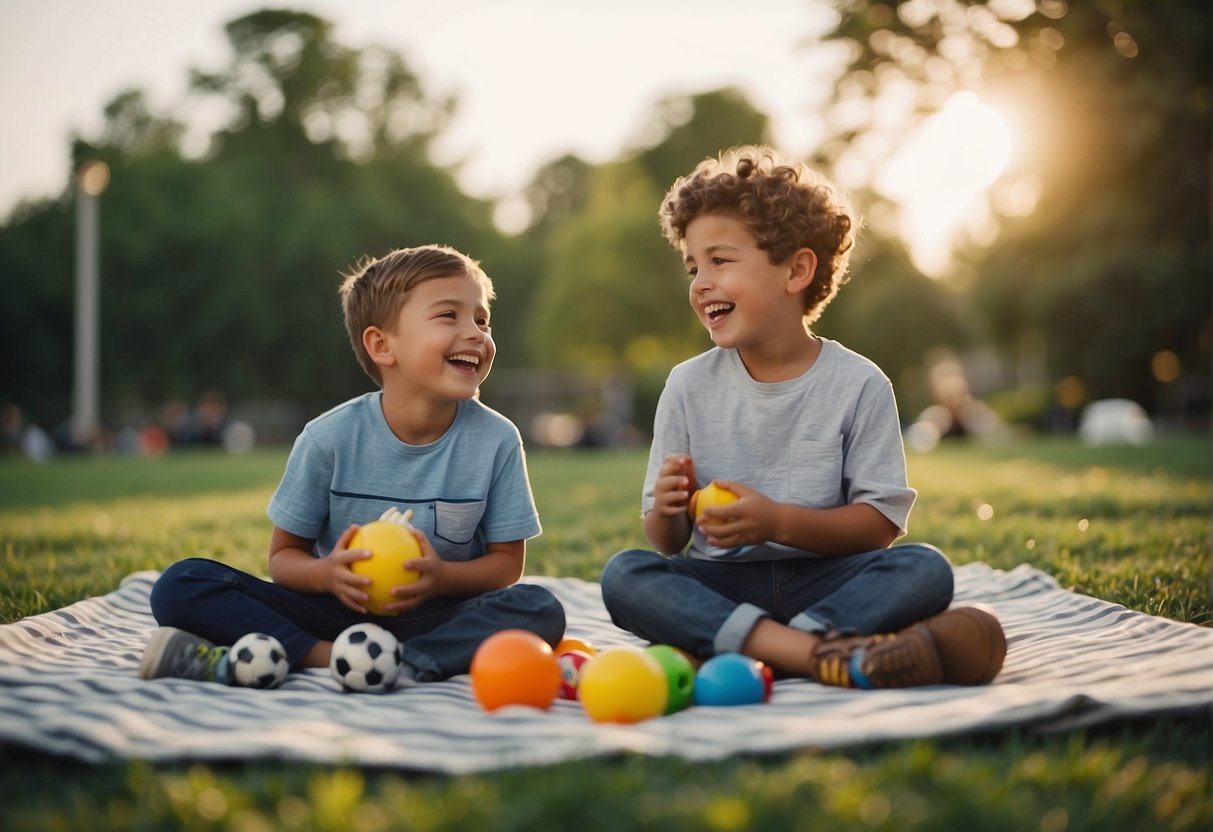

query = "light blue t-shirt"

[643,339,916,561]
[268,393,541,561]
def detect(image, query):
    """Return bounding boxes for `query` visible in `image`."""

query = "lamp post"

[72,160,109,448]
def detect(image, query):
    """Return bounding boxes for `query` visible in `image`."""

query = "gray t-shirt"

[269,393,541,561]
[643,339,916,561]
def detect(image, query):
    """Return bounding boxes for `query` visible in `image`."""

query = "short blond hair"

[659,145,856,324]
[339,245,494,384]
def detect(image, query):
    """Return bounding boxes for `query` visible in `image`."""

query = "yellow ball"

[349,520,421,616]
[578,647,668,723]
[689,481,739,523]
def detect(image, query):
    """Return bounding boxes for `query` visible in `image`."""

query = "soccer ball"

[230,632,290,689]
[330,622,402,693]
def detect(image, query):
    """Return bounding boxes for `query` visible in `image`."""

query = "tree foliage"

[3,4,1206,439]
[820,0,1210,414]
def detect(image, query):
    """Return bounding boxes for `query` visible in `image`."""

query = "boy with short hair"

[140,244,565,686]
[600,146,1006,689]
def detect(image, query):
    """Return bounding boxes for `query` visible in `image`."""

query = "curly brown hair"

[658,145,856,324]
[339,245,494,384]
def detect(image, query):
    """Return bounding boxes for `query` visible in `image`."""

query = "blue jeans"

[149,558,566,681]
[599,544,954,658]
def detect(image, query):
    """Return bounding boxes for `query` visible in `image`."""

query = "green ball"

[645,644,697,714]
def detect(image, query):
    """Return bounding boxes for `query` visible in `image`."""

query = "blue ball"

[693,653,766,706]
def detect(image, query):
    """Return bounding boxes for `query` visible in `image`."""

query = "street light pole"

[72,160,109,448]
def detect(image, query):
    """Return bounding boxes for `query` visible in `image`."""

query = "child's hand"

[383,526,445,613]
[653,454,698,518]
[696,480,779,549]
[326,524,374,613]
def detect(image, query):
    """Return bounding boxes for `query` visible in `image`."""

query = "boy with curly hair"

[600,147,1006,689]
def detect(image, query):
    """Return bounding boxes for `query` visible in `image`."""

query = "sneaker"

[809,606,1006,689]
[138,627,233,684]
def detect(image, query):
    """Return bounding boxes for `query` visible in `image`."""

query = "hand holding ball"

[689,482,739,523]
[349,508,421,616]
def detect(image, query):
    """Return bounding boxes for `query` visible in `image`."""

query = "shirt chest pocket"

[432,499,485,560]
[789,436,844,508]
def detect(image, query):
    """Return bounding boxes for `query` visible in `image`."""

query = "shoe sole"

[923,606,1007,685]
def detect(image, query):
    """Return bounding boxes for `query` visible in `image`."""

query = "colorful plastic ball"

[759,661,775,702]
[557,649,592,700]
[693,653,767,707]
[349,520,421,616]
[578,647,668,723]
[470,629,562,712]
[644,644,697,714]
[555,636,597,657]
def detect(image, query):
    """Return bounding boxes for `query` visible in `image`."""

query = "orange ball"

[470,629,562,712]
[555,636,597,656]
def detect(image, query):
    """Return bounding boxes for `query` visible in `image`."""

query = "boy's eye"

[687,266,699,278]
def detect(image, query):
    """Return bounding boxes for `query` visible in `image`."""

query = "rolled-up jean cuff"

[789,612,829,635]
[713,603,769,654]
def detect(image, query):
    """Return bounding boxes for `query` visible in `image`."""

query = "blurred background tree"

[817,0,1210,428]
[1,2,1207,446]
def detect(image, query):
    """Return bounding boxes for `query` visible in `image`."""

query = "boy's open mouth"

[704,302,735,322]
[446,352,481,372]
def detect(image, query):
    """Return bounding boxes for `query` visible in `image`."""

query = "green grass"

[0,436,1209,830]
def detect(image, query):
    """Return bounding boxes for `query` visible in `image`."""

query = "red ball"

[470,629,561,712]
[557,649,592,699]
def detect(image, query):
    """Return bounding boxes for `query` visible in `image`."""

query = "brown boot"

[809,606,1006,689]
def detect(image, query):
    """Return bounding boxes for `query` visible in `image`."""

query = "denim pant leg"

[600,549,779,659]
[149,557,362,665]
[386,583,566,682]
[779,543,955,636]
[151,558,566,682]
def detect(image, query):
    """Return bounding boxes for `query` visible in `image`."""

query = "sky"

[0,0,841,216]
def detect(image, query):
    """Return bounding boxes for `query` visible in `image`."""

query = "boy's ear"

[363,326,396,369]
[786,248,818,295]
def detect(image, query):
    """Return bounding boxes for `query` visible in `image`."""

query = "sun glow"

[876,91,1015,276]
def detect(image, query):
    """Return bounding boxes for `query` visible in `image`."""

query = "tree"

[818,0,1210,416]
[1,9,498,432]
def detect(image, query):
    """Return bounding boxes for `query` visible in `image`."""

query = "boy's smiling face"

[378,273,495,403]
[683,212,807,351]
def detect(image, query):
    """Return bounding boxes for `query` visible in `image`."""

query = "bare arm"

[697,479,900,557]
[268,524,375,612]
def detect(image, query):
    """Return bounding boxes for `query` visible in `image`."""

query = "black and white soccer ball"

[330,622,402,693]
[230,632,289,689]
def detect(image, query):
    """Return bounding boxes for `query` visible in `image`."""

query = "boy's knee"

[512,583,567,644]
[599,549,656,608]
[895,543,954,593]
[149,557,219,624]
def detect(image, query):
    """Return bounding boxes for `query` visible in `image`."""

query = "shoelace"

[814,633,895,689]
[175,643,227,681]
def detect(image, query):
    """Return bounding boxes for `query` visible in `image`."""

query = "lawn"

[0,436,1209,830]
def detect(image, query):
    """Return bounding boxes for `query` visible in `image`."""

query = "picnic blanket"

[0,563,1210,773]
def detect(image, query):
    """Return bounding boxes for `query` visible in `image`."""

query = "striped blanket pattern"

[1,563,1209,773]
